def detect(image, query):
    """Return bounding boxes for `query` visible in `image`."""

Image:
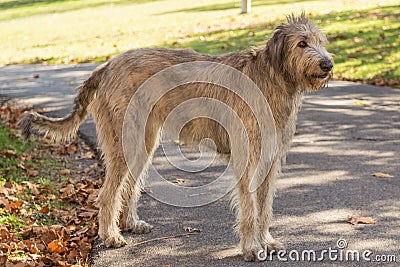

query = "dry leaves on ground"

[0,100,103,266]
[0,168,102,267]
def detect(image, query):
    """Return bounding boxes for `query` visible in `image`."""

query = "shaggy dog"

[20,14,332,261]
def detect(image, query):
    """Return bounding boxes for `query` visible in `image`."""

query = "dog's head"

[266,13,333,91]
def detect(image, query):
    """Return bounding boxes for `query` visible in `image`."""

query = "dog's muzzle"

[312,59,333,79]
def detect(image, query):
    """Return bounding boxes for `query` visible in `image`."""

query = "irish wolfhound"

[19,14,332,261]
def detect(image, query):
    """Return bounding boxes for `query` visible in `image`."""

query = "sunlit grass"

[319,7,400,83]
[0,0,398,86]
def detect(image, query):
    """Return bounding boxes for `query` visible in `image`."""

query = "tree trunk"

[241,0,251,14]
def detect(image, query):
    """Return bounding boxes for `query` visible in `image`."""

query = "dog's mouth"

[312,72,329,79]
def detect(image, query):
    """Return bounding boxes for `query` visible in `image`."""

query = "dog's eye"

[298,41,308,48]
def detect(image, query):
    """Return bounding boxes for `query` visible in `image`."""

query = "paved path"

[1,64,399,266]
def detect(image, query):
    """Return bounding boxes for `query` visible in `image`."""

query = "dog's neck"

[243,47,305,132]
[216,46,304,133]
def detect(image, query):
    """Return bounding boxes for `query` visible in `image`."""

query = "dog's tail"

[19,63,107,142]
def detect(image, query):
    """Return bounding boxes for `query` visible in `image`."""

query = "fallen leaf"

[352,100,371,106]
[48,238,66,253]
[5,201,22,214]
[73,227,89,237]
[87,189,99,203]
[15,183,24,193]
[7,262,26,267]
[60,184,75,199]
[22,181,40,195]
[27,169,39,176]
[66,249,79,263]
[5,150,16,156]
[78,208,97,218]
[0,186,9,197]
[28,243,40,254]
[0,254,7,266]
[0,227,10,239]
[348,216,375,225]
[59,169,71,175]
[81,151,95,159]
[82,142,91,151]
[67,144,78,155]
[59,143,78,155]
[174,178,185,184]
[0,197,9,206]
[17,162,26,170]
[21,227,33,239]
[40,205,50,215]
[75,183,86,191]
[42,136,52,143]
[183,226,201,233]
[47,194,56,200]
[372,172,393,178]
[4,180,12,188]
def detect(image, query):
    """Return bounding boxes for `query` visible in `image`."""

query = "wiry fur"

[19,65,106,142]
[19,14,332,262]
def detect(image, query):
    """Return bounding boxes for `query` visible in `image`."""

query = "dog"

[19,13,332,262]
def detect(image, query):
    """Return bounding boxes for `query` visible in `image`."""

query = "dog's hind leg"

[120,173,153,234]
[96,146,129,247]
[121,113,161,234]
[92,100,130,247]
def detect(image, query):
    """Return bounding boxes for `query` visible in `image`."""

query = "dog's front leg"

[257,159,285,254]
[234,165,263,262]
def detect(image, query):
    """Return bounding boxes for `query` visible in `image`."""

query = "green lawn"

[0,0,399,87]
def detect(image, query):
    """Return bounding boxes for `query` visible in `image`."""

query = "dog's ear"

[266,26,287,72]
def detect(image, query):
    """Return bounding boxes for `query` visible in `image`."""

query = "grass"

[0,213,27,232]
[0,0,399,86]
[0,125,66,229]
[318,6,400,83]
[0,126,33,155]
[0,127,61,183]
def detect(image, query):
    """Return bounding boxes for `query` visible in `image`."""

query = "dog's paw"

[124,220,153,234]
[103,234,127,248]
[242,246,264,262]
[264,239,285,254]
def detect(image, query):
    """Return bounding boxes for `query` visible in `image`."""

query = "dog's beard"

[303,73,331,91]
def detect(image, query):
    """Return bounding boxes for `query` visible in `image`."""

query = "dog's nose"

[319,60,333,72]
